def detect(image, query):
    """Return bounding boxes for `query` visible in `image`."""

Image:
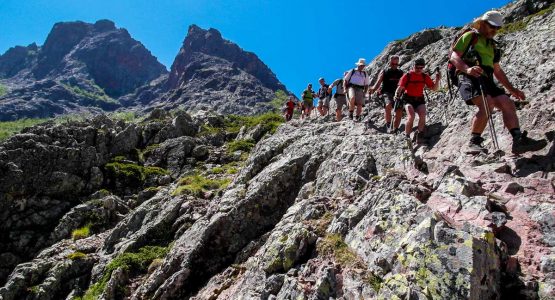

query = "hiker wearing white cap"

[343,58,370,121]
[317,78,331,116]
[450,10,547,154]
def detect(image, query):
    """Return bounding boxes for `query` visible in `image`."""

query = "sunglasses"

[415,66,425,69]
[391,63,399,66]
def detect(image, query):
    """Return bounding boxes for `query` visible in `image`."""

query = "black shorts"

[458,73,506,105]
[402,96,425,110]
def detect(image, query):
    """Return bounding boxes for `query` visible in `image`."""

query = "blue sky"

[0,0,511,96]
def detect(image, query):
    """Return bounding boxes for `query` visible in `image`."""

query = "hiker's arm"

[493,63,526,100]
[370,71,384,94]
[450,51,483,77]
[431,73,441,91]
[394,86,404,100]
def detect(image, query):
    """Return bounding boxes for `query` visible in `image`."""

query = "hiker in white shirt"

[343,58,370,121]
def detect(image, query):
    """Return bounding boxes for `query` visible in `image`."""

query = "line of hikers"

[283,10,547,155]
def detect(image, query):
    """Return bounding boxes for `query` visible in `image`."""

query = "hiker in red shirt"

[284,96,296,121]
[394,58,440,143]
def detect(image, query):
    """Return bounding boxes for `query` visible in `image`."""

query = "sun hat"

[355,58,366,66]
[473,10,504,28]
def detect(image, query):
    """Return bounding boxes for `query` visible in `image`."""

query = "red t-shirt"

[286,100,296,112]
[398,71,434,97]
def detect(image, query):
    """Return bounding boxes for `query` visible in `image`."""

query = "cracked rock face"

[1,0,555,299]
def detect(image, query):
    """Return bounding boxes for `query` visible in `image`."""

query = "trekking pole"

[477,75,500,150]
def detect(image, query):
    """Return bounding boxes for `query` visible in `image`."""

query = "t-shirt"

[302,89,314,101]
[453,31,500,68]
[286,100,296,111]
[318,84,330,98]
[344,69,370,86]
[330,78,345,94]
[381,68,404,94]
[398,71,434,97]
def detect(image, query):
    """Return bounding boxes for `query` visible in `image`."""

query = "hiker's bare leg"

[416,104,426,132]
[384,102,393,124]
[394,109,402,129]
[356,104,362,117]
[405,104,416,135]
[491,94,519,129]
[470,96,492,134]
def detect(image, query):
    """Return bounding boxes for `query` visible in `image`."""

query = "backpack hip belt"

[349,84,365,89]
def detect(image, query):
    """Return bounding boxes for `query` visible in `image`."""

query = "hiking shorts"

[403,96,426,110]
[303,99,313,109]
[321,96,331,107]
[348,87,365,106]
[458,74,506,105]
[383,92,403,110]
[334,94,347,111]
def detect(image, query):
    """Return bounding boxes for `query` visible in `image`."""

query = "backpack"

[447,28,480,87]
[402,72,428,97]
[346,68,367,86]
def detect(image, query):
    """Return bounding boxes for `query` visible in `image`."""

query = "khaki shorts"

[334,94,347,110]
[348,87,365,106]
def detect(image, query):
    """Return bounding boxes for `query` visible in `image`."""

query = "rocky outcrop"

[0,20,167,121]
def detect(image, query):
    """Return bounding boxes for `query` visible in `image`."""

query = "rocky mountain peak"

[167,24,285,92]
[0,20,168,121]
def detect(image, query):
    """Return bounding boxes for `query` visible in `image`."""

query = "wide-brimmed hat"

[355,58,366,66]
[473,10,504,28]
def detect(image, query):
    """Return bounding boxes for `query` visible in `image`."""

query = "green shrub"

[67,251,87,260]
[172,174,230,196]
[266,90,288,112]
[79,246,169,300]
[72,224,91,240]
[104,161,168,187]
[211,167,224,174]
[227,139,256,153]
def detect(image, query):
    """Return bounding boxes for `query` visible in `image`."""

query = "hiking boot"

[465,136,487,154]
[349,113,354,120]
[355,115,361,122]
[415,131,426,144]
[511,131,547,154]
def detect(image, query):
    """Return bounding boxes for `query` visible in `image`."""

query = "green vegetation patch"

[225,112,284,135]
[266,90,288,112]
[105,160,169,187]
[72,224,91,240]
[172,174,230,197]
[317,234,383,292]
[0,118,50,141]
[0,84,7,97]
[67,251,87,260]
[498,4,555,35]
[77,246,169,300]
[227,139,256,153]
[61,82,119,109]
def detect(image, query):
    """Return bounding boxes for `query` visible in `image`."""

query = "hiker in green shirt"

[301,84,315,120]
[450,10,546,154]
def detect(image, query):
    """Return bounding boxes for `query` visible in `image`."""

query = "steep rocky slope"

[0,0,554,299]
[0,20,167,121]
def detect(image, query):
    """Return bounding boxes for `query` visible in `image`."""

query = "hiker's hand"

[509,88,526,101]
[466,66,483,77]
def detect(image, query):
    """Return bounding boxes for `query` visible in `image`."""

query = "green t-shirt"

[454,31,500,68]
[302,89,314,101]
